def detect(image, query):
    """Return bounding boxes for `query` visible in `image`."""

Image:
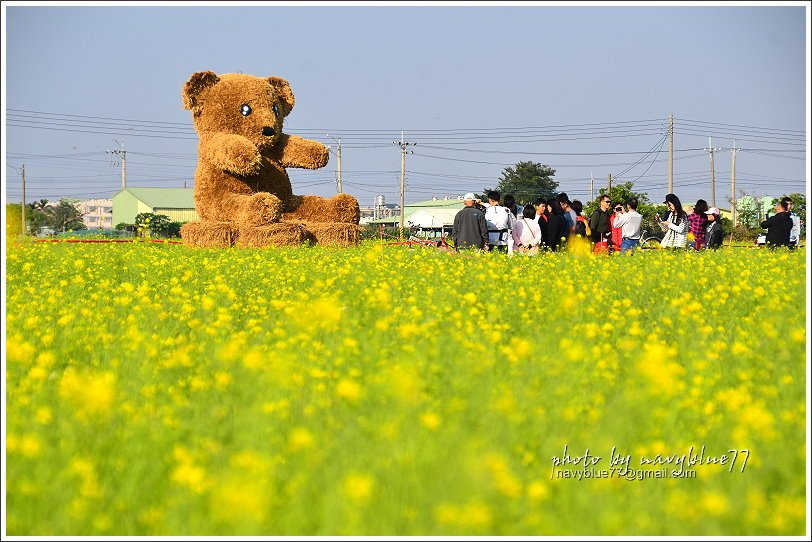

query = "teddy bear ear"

[267,76,295,117]
[182,71,220,110]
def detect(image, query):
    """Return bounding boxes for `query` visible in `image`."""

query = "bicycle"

[638,229,664,250]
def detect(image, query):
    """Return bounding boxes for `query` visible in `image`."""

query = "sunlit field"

[5,240,807,535]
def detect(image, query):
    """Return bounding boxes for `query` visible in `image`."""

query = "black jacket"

[588,209,611,243]
[540,214,568,252]
[760,212,792,247]
[452,205,489,249]
[706,221,724,249]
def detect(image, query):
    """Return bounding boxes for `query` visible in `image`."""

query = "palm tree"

[25,199,51,235]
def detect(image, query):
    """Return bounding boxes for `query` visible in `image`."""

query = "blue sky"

[3,3,809,210]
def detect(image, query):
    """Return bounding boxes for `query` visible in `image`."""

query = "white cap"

[463,193,476,201]
[705,207,720,215]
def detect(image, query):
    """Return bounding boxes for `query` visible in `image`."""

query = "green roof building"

[112,187,197,226]
[368,197,465,225]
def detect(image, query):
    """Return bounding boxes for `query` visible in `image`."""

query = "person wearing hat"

[452,193,489,251]
[704,207,724,249]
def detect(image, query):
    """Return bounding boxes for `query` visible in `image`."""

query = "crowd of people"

[451,190,801,254]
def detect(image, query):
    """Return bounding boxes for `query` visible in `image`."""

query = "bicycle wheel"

[639,237,662,250]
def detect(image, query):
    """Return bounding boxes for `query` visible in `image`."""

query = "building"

[112,187,197,226]
[78,199,113,230]
[359,195,399,224]
[368,196,466,236]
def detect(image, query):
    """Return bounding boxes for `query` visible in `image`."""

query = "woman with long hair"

[687,199,709,249]
[543,198,568,252]
[659,193,689,249]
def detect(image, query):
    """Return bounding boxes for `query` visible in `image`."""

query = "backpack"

[575,215,591,238]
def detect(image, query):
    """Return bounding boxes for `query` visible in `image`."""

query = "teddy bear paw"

[225,137,263,175]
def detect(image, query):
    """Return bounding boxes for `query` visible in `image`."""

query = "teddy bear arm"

[200,133,262,175]
[273,134,329,170]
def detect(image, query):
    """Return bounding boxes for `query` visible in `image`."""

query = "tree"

[46,200,85,232]
[735,195,760,228]
[26,199,51,236]
[164,221,184,238]
[134,213,172,238]
[483,161,558,204]
[6,203,22,238]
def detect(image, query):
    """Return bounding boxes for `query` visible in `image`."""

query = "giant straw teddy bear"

[179,71,360,247]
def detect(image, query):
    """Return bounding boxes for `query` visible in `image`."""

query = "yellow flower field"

[4,241,808,535]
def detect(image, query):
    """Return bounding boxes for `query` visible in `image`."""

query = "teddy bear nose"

[262,126,276,137]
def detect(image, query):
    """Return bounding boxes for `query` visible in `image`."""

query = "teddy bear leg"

[236,222,308,248]
[233,192,284,228]
[283,193,360,224]
[181,221,237,248]
[298,223,361,247]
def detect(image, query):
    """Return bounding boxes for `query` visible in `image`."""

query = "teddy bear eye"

[240,104,252,116]
[272,104,280,117]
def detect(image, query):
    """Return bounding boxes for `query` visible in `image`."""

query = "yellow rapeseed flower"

[171,463,208,494]
[288,427,315,451]
[58,370,116,420]
[242,349,264,370]
[20,434,43,457]
[337,379,362,402]
[420,412,442,431]
[700,492,730,516]
[342,473,374,502]
[210,477,269,524]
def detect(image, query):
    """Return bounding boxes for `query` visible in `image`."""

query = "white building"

[79,198,113,230]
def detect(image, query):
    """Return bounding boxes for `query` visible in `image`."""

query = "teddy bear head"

[182,71,295,152]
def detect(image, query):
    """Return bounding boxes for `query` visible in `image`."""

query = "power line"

[675,117,805,135]
[627,136,668,184]
[613,134,669,179]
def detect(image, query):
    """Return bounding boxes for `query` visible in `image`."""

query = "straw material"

[236,222,306,248]
[181,71,361,247]
[298,222,361,247]
[285,193,360,224]
[181,221,237,248]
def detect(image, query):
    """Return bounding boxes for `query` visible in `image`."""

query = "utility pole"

[704,137,722,208]
[730,139,740,227]
[607,173,612,194]
[326,134,343,193]
[668,113,674,194]
[21,164,26,236]
[107,139,127,189]
[590,171,594,201]
[393,131,416,233]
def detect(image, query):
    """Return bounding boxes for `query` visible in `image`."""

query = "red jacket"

[610,214,623,247]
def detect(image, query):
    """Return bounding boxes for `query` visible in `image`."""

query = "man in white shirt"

[782,196,801,247]
[484,190,514,252]
[612,197,643,254]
